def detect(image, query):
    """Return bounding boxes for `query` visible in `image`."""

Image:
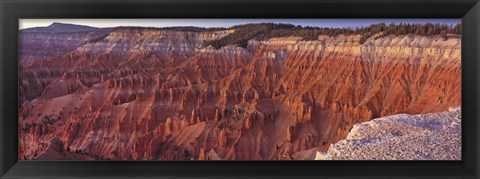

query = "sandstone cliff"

[19,24,461,160]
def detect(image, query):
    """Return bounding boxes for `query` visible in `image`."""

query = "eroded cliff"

[19,25,461,160]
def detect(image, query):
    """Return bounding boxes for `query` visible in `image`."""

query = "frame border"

[1,0,479,178]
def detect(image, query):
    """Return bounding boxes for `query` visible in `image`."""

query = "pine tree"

[359,36,366,44]
[440,30,448,41]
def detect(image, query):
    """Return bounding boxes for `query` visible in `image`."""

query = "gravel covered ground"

[316,108,461,160]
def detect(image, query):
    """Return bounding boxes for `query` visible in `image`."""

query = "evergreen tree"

[359,36,366,44]
[440,30,448,41]
[203,22,461,49]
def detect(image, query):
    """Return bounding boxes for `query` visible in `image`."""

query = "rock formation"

[18,23,461,160]
[315,107,461,160]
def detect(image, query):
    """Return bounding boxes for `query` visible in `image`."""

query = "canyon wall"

[19,26,461,160]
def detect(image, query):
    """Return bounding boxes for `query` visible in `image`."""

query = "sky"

[19,19,461,30]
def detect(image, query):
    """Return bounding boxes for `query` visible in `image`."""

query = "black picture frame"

[1,0,479,178]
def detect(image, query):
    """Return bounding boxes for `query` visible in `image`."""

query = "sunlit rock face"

[18,24,461,160]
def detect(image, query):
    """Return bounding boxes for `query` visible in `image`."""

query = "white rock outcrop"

[316,107,461,160]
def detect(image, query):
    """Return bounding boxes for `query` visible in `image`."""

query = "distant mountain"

[21,22,111,33]
[19,23,114,64]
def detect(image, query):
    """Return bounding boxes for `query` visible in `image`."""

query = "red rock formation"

[18,27,461,160]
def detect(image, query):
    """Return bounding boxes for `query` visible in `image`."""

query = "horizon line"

[19,19,461,30]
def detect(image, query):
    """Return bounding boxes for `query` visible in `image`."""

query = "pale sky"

[19,19,461,30]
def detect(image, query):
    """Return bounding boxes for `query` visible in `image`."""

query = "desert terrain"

[19,22,461,160]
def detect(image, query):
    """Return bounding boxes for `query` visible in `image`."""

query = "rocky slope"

[315,107,461,160]
[18,24,461,160]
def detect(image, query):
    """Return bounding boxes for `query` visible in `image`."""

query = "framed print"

[16,18,463,161]
[1,0,479,178]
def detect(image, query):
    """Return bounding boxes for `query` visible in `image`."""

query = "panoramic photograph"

[18,19,461,160]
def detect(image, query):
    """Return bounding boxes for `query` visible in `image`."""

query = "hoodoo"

[19,22,461,160]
